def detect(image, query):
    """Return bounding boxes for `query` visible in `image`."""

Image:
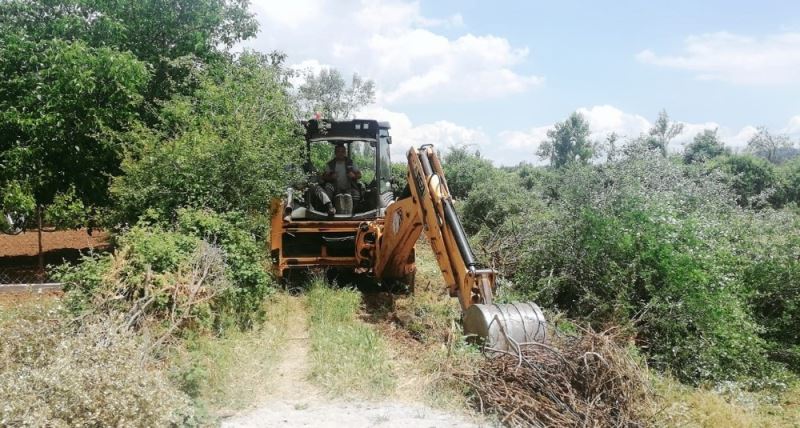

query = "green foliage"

[390,163,408,191]
[0,0,259,228]
[55,208,274,333]
[683,129,730,164]
[741,211,800,371]
[175,208,273,329]
[0,0,258,103]
[461,171,531,235]
[111,52,303,223]
[1,181,35,232]
[709,155,776,208]
[645,110,684,156]
[537,112,594,167]
[774,157,800,206]
[0,35,149,215]
[489,151,795,384]
[43,187,86,230]
[441,147,496,199]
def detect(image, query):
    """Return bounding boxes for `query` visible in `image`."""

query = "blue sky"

[246,0,800,164]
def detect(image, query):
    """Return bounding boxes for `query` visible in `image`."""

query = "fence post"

[37,205,44,282]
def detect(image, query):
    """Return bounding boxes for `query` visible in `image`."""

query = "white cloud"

[637,32,800,85]
[357,105,489,161]
[577,105,651,141]
[245,0,542,104]
[784,115,800,134]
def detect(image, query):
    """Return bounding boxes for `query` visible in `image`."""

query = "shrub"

[55,226,231,338]
[461,171,532,235]
[499,151,789,383]
[0,313,196,427]
[709,154,776,208]
[774,157,800,206]
[55,208,275,335]
[441,147,496,199]
[176,208,274,329]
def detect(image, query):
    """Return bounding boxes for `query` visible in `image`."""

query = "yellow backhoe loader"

[270,119,546,349]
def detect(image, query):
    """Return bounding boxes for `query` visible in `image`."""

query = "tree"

[0,0,258,105]
[774,157,800,206]
[537,112,593,168]
[711,155,776,208]
[683,129,730,164]
[0,35,149,219]
[111,52,303,223]
[296,68,375,119]
[441,147,496,199]
[646,110,684,156]
[746,126,793,164]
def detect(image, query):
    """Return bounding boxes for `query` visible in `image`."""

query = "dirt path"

[262,296,321,402]
[221,296,486,428]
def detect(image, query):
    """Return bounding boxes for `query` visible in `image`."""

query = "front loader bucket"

[463,302,547,352]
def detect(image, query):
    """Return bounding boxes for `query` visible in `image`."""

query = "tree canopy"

[296,68,375,120]
[683,129,730,164]
[0,0,260,229]
[537,112,593,168]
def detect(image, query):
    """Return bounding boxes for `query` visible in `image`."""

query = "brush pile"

[468,327,652,427]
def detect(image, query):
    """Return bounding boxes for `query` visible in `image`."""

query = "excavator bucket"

[462,302,547,352]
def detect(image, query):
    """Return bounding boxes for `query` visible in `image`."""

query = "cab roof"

[303,119,390,142]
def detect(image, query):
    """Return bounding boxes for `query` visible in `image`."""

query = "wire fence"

[0,267,54,285]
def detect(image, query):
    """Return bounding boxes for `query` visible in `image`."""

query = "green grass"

[175,292,292,412]
[653,376,800,427]
[306,280,395,397]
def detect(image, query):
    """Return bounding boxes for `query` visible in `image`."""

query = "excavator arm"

[373,145,546,349]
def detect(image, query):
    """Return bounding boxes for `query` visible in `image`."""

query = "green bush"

[461,171,533,235]
[774,157,800,206]
[175,208,274,329]
[55,209,274,334]
[709,154,776,208]
[500,151,792,384]
[441,147,496,199]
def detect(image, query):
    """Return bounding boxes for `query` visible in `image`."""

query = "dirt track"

[221,296,485,428]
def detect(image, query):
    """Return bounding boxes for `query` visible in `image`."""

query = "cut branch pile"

[468,327,652,427]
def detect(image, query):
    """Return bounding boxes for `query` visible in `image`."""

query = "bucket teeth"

[463,302,547,352]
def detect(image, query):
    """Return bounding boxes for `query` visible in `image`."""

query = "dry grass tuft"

[653,377,800,427]
[0,310,196,427]
[468,326,653,427]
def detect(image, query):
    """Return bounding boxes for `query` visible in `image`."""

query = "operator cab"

[287,119,393,220]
